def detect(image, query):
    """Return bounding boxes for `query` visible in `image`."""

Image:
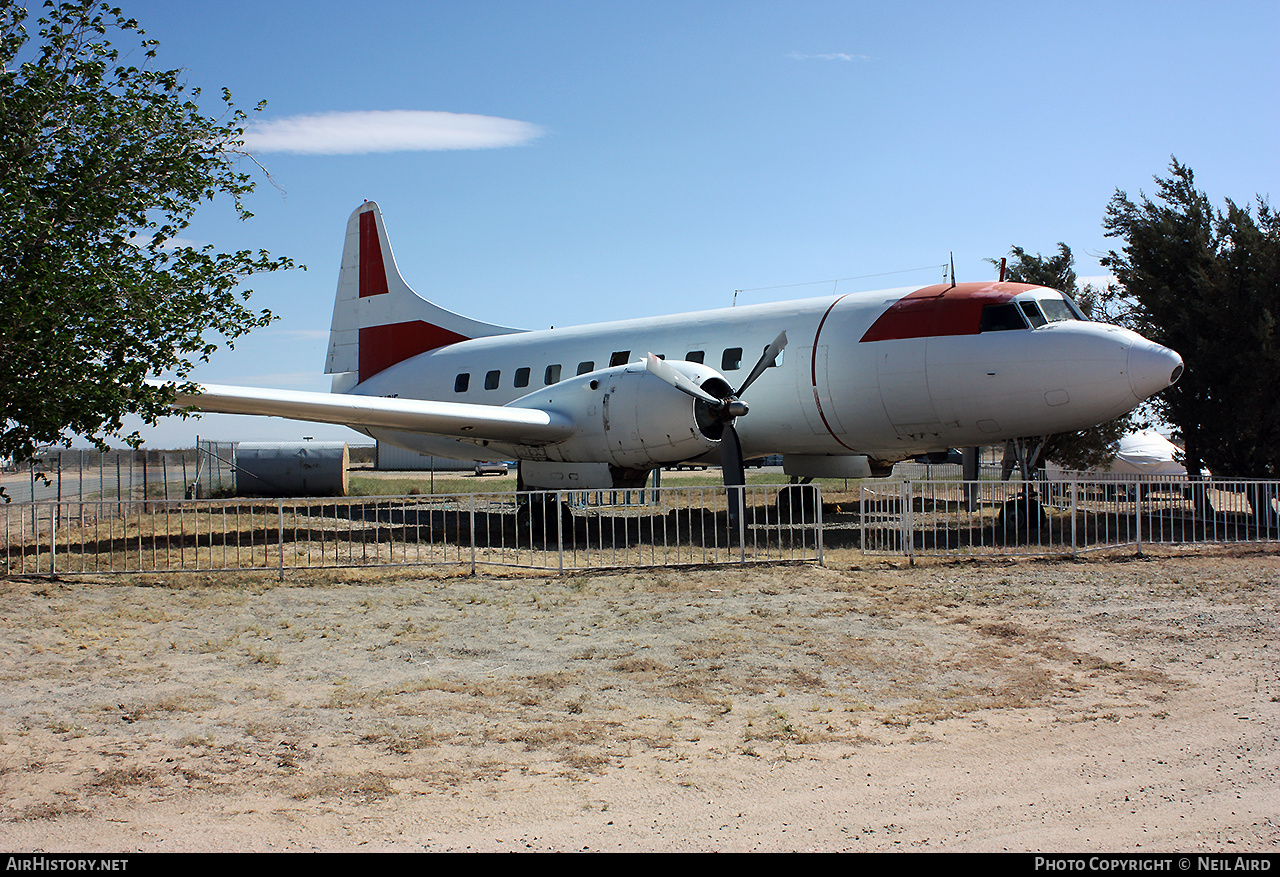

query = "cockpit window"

[979,303,1029,332]
[1019,301,1047,328]
[1040,294,1082,322]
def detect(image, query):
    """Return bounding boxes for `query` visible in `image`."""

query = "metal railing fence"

[858,477,1279,560]
[6,478,1277,577]
[2,484,823,577]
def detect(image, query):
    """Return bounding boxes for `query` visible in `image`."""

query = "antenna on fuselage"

[948,252,957,289]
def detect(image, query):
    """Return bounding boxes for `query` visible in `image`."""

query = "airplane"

[161,201,1184,512]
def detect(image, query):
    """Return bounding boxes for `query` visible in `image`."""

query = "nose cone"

[1128,338,1184,400]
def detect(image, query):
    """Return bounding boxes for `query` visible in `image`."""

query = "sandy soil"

[0,547,1276,852]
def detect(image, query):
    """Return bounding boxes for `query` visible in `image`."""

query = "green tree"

[1102,158,1280,478]
[0,0,295,470]
[987,243,1133,471]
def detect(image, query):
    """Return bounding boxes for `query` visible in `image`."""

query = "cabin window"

[484,370,501,390]
[544,364,561,385]
[722,348,743,371]
[978,303,1029,332]
[685,350,705,364]
[454,373,470,393]
[577,360,595,375]
[609,350,630,367]
[514,367,530,388]
[1019,301,1047,328]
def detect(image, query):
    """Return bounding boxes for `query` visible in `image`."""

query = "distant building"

[374,443,476,472]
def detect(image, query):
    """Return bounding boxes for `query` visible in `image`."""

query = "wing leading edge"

[165,383,576,446]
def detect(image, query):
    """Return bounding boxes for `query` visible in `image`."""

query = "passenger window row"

[451,345,777,393]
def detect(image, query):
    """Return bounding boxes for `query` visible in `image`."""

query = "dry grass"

[0,547,1275,850]
[291,772,397,802]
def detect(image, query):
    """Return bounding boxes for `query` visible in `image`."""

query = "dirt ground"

[0,546,1276,852]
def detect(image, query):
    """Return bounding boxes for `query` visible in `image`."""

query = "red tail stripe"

[359,210,389,298]
[359,321,470,382]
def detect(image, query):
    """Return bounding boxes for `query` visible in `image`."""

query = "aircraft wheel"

[996,495,1050,544]
[516,496,570,545]
[776,484,818,520]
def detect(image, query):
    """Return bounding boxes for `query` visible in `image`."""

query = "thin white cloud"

[169,237,204,249]
[242,110,544,155]
[787,52,871,62]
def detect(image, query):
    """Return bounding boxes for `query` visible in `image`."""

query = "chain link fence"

[1,448,200,505]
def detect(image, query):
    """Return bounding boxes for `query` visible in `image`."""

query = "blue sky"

[99,0,1278,446]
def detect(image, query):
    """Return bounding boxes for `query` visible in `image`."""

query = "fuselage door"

[797,345,848,436]
[876,338,943,438]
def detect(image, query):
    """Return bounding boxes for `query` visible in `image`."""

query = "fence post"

[859,485,866,555]
[1070,480,1078,559]
[1134,481,1143,557]
[556,491,565,574]
[277,499,285,581]
[903,481,915,565]
[469,494,476,576]
[736,487,746,565]
[1270,482,1278,543]
[49,503,56,576]
[29,463,36,538]
[815,484,824,566]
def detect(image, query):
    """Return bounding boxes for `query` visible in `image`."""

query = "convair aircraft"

[167,201,1184,494]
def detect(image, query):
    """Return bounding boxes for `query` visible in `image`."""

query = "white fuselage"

[349,284,1177,466]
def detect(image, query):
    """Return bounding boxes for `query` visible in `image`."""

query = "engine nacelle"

[507,359,728,468]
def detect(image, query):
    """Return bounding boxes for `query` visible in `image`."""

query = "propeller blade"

[720,423,746,487]
[735,330,788,397]
[721,424,746,534]
[645,354,723,406]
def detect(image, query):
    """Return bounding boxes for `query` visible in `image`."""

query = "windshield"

[979,303,1029,332]
[1039,293,1083,322]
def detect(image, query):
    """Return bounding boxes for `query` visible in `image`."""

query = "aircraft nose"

[1128,338,1184,400]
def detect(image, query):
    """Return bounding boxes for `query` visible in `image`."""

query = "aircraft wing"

[165,383,577,445]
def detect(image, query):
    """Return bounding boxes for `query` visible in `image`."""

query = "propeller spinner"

[645,330,786,432]
[645,331,788,531]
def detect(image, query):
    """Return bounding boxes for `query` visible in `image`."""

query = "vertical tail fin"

[325,201,523,390]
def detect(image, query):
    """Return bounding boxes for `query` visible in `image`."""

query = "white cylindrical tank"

[235,442,349,496]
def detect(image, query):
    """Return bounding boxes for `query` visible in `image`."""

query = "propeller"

[646,330,788,533]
